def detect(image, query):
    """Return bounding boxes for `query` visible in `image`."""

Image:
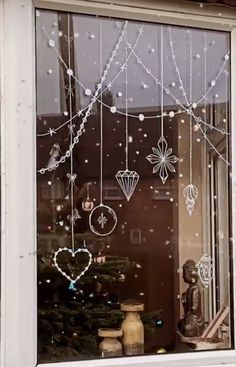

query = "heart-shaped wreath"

[53,247,93,290]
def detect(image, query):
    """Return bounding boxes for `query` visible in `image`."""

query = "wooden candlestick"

[98,328,123,358]
[121,301,144,356]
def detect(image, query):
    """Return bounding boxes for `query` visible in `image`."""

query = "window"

[36,8,233,364]
[1,1,236,367]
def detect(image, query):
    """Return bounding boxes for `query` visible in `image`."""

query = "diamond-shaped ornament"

[116,170,139,201]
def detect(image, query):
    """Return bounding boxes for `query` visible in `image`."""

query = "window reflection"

[36,9,232,363]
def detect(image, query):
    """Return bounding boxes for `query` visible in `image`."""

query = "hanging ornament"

[53,244,92,291]
[116,38,139,200]
[47,143,60,170]
[82,199,94,212]
[146,136,178,184]
[66,172,77,189]
[183,30,198,216]
[89,21,117,237]
[53,15,92,291]
[89,204,117,237]
[146,26,178,184]
[183,184,198,216]
[197,253,214,288]
[82,183,94,211]
[67,208,81,224]
[116,170,139,201]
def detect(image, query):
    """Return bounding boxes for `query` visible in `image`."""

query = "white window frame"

[1,1,236,367]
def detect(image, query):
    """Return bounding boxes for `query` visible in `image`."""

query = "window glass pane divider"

[230,27,236,350]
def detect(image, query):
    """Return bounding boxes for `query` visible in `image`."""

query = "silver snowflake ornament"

[146,136,178,184]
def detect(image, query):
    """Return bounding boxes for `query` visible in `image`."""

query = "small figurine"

[178,259,205,337]
[47,143,60,169]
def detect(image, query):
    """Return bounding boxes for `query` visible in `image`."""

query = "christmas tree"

[38,250,135,362]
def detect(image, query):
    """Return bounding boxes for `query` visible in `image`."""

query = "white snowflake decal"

[146,136,178,184]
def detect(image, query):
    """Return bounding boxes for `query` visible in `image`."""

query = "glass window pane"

[36,9,233,363]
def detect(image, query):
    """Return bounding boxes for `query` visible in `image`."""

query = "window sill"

[37,350,236,367]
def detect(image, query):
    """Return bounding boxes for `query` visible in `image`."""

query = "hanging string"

[161,25,164,138]
[39,23,228,143]
[168,26,189,107]
[117,25,230,164]
[100,21,103,205]
[125,36,129,171]
[204,32,207,125]
[67,14,75,253]
[197,51,230,105]
[225,69,229,164]
[156,26,159,134]
[87,183,89,199]
[189,30,193,184]
[203,32,207,225]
